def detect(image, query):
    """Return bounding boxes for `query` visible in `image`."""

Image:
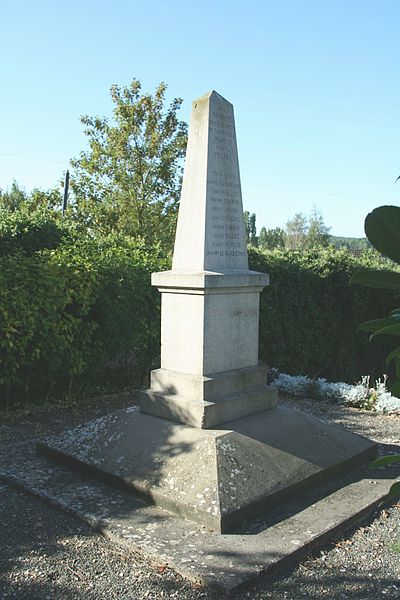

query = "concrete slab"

[37,406,377,532]
[1,437,398,593]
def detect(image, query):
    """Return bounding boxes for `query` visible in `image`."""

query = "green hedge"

[0,234,168,406]
[0,206,70,256]
[1,218,397,407]
[249,246,397,383]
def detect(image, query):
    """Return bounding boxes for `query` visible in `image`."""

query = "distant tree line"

[244,208,369,252]
[245,207,331,250]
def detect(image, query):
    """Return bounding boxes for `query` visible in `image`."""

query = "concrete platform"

[37,406,377,532]
[0,435,398,593]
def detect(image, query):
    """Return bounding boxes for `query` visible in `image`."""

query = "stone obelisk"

[139,91,277,427]
[39,91,377,535]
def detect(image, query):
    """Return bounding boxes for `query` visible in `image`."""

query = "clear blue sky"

[1,0,399,237]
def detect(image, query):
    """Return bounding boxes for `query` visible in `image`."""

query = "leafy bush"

[2,233,398,407]
[0,234,168,406]
[351,205,400,396]
[249,245,397,383]
[0,206,70,256]
[0,251,97,403]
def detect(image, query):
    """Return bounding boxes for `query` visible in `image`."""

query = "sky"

[1,0,399,237]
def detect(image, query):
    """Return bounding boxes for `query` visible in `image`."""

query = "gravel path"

[0,394,399,599]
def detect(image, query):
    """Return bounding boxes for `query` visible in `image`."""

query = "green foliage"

[29,187,63,210]
[330,235,369,251]
[389,541,400,554]
[0,234,169,406]
[0,251,97,402]
[284,207,330,250]
[370,455,400,467]
[259,226,285,250]
[244,211,258,245]
[285,211,308,249]
[306,207,331,248]
[351,270,400,290]
[350,205,400,397]
[0,206,69,256]
[70,79,188,252]
[0,182,62,212]
[0,181,27,210]
[249,245,397,383]
[364,205,400,263]
[2,218,397,406]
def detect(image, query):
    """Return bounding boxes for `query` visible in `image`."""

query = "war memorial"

[2,91,397,592]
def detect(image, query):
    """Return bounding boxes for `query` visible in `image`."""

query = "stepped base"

[139,366,278,427]
[37,405,377,533]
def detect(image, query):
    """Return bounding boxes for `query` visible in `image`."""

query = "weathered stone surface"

[2,431,398,591]
[141,90,274,427]
[37,406,377,533]
[150,365,268,400]
[34,90,383,570]
[172,90,247,272]
[154,285,264,376]
[138,386,277,428]
[140,366,277,427]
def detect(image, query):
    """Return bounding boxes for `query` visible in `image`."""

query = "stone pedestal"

[139,91,278,427]
[38,90,377,535]
[139,272,277,427]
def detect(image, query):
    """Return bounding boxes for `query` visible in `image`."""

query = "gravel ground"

[0,394,399,599]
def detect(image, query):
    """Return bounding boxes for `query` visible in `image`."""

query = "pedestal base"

[139,366,278,427]
[37,405,377,533]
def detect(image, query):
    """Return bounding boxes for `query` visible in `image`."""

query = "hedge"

[249,246,397,383]
[0,234,168,406]
[0,213,397,406]
[0,206,70,257]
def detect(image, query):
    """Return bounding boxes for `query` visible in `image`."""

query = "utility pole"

[62,170,69,215]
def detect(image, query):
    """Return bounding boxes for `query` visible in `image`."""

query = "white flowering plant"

[269,366,400,496]
[269,370,400,414]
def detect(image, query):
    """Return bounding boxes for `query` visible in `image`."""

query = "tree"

[259,226,285,250]
[0,181,27,210]
[306,206,331,248]
[29,188,62,210]
[285,208,331,250]
[70,79,188,251]
[330,236,370,251]
[0,182,61,212]
[285,212,308,249]
[244,211,258,246]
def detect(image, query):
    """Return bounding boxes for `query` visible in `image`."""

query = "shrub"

[270,371,400,414]
[0,250,97,403]
[249,245,397,383]
[351,205,400,397]
[0,206,70,256]
[0,234,168,407]
[2,234,398,407]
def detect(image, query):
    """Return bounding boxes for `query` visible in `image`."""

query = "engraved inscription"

[205,102,245,258]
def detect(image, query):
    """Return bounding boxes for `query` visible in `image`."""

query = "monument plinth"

[37,90,377,534]
[139,91,277,427]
